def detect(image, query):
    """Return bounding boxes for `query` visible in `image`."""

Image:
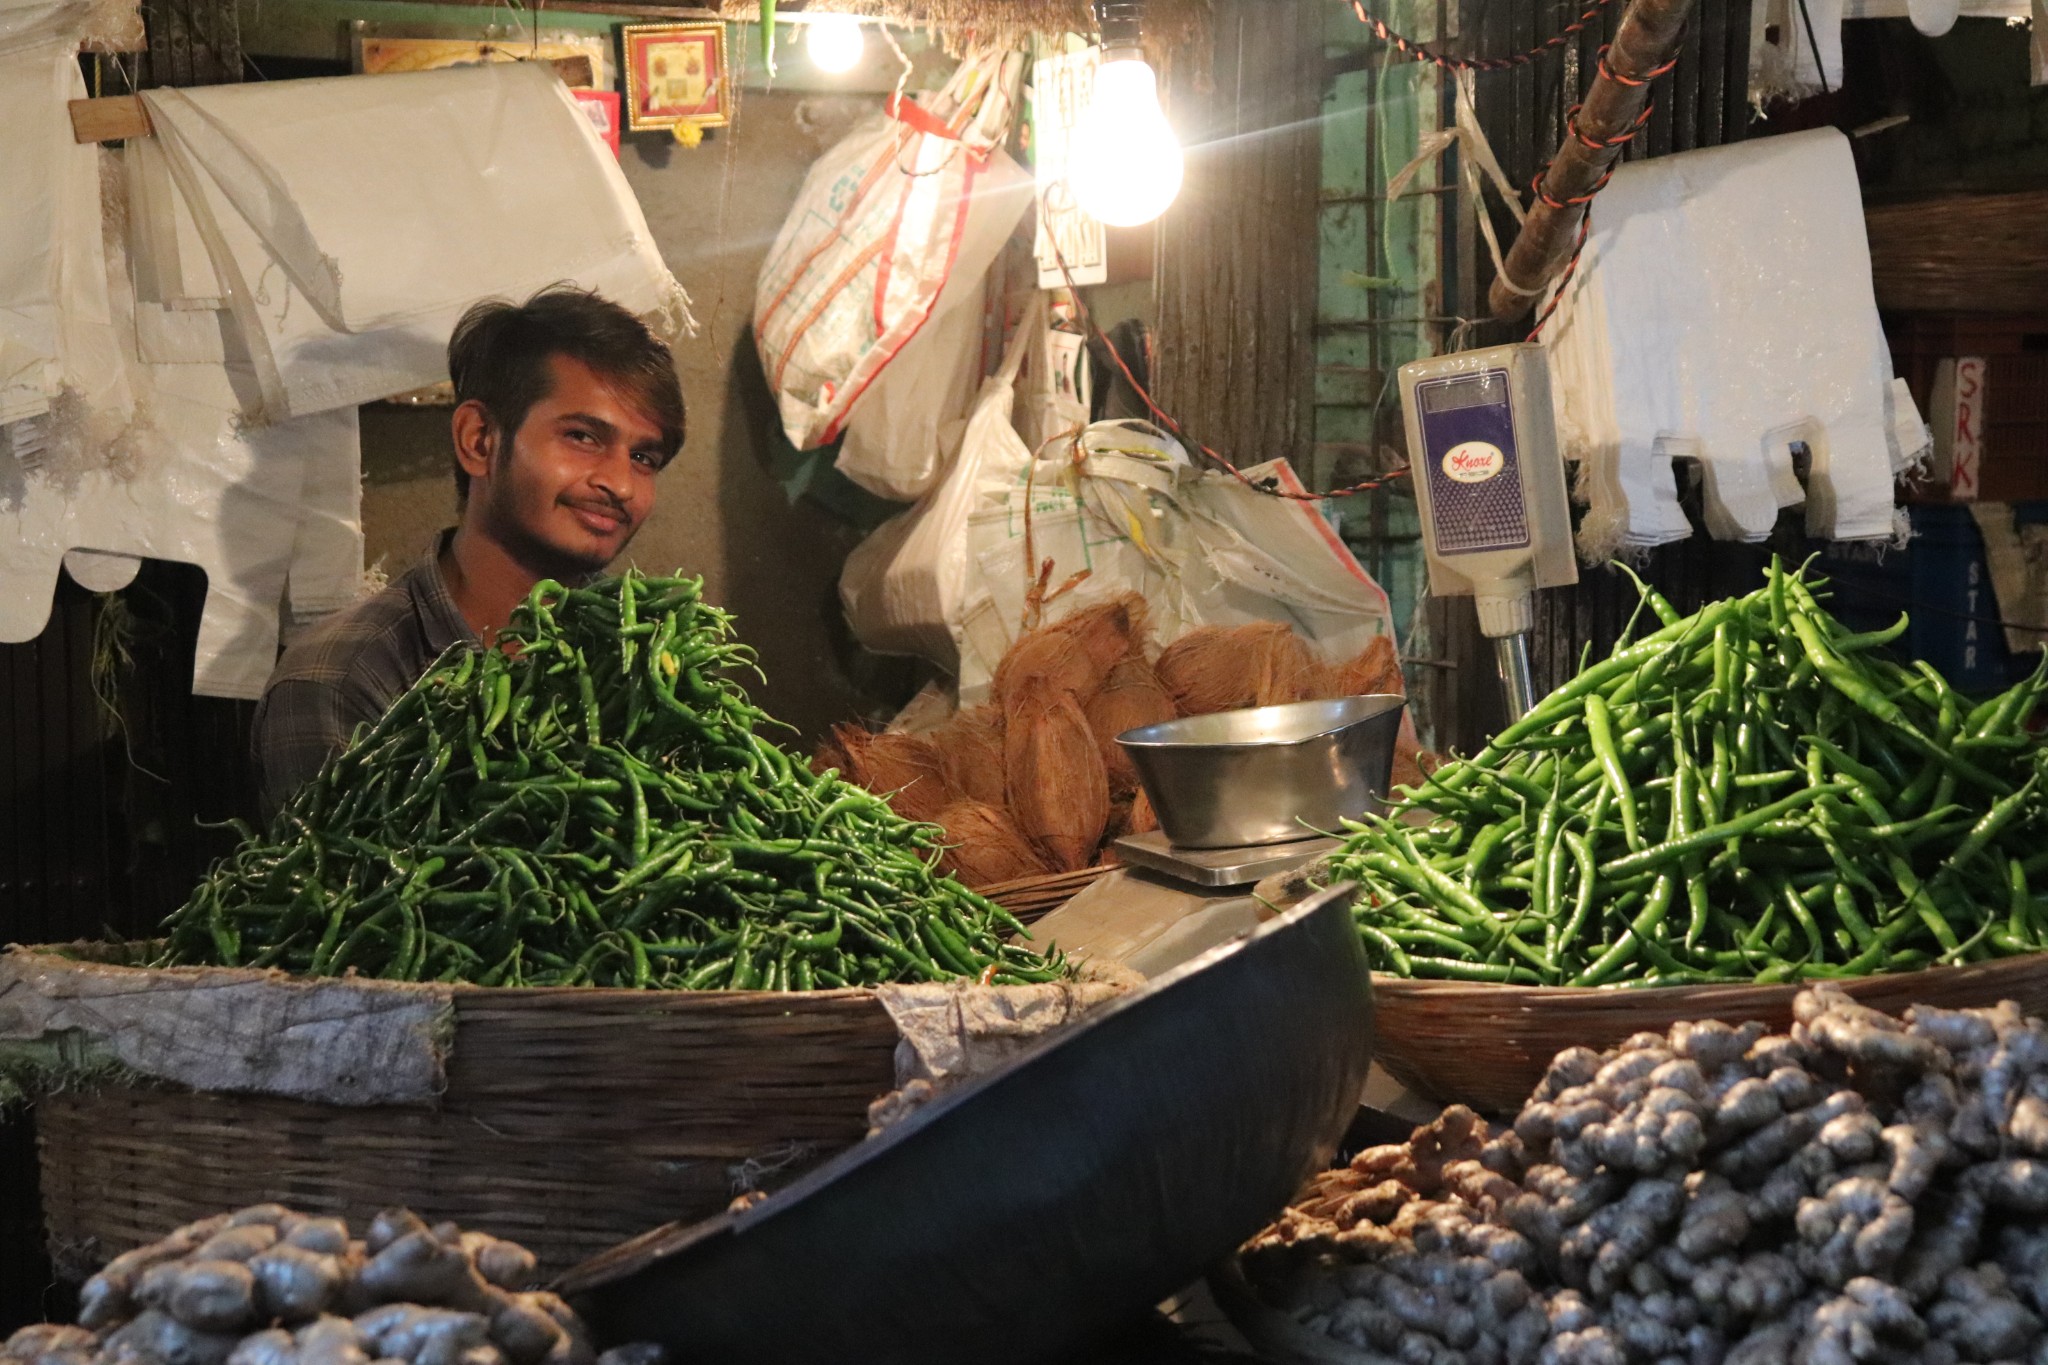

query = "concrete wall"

[357,90,910,745]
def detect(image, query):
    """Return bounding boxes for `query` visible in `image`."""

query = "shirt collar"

[418,527,479,651]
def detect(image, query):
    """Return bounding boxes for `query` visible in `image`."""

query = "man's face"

[465,354,668,577]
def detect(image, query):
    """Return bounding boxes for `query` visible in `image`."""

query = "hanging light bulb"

[805,12,865,74]
[1066,0,1183,228]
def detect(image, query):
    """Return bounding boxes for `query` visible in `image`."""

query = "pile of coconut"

[817,597,1425,887]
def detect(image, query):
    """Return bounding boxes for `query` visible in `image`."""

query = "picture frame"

[620,22,730,133]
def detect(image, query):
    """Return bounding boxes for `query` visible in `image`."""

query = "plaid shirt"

[251,531,476,820]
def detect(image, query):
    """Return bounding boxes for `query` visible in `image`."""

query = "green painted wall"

[1316,0,1439,653]
[237,0,946,92]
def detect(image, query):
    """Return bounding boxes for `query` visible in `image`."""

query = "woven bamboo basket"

[1372,951,2048,1116]
[29,980,903,1282]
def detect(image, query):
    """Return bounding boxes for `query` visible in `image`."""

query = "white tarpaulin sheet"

[140,62,693,424]
[1543,128,1920,558]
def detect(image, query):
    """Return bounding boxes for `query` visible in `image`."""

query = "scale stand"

[1397,342,1578,720]
[1111,830,1341,890]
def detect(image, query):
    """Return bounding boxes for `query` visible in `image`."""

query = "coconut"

[835,728,957,823]
[932,801,1052,887]
[1154,623,1294,716]
[1083,655,1178,794]
[1003,683,1111,872]
[1335,635,1403,697]
[930,706,1007,809]
[993,594,1148,712]
[1099,782,1161,855]
[1102,793,1135,849]
[810,727,854,778]
[1127,786,1160,836]
[1252,629,1317,707]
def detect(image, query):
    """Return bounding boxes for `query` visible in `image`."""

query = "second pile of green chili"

[1327,559,2048,987]
[160,572,1070,990]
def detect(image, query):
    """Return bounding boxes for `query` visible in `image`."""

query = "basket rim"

[2,940,1122,1004]
[1367,948,2048,1006]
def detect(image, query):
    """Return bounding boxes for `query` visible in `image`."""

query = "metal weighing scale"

[1112,829,1342,889]
[1397,342,1578,720]
[1105,696,1407,891]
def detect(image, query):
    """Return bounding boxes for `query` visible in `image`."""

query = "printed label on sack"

[1441,441,1506,484]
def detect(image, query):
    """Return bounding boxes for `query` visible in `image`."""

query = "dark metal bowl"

[556,884,1375,1365]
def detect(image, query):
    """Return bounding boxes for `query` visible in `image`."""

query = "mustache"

[560,491,629,520]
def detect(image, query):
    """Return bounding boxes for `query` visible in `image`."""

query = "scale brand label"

[1441,441,1506,484]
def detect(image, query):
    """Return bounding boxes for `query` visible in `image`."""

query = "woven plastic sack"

[754,47,1022,453]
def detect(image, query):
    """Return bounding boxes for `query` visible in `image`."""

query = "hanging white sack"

[124,136,236,366]
[139,63,692,424]
[754,47,1024,455]
[837,293,1040,666]
[831,137,1032,502]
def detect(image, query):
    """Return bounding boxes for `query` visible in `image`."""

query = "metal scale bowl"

[1111,694,1407,890]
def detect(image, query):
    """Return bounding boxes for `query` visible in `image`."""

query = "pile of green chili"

[1328,560,2048,987]
[159,573,1070,989]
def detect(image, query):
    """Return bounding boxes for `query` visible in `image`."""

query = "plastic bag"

[839,300,1400,705]
[955,428,1397,703]
[837,295,1040,666]
[832,145,1032,501]
[754,47,1024,454]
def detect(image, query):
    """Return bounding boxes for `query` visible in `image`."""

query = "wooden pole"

[1486,0,1697,322]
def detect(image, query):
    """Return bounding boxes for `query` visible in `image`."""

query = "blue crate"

[1818,504,2026,695]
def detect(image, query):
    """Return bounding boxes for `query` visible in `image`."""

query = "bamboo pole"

[1486,0,1697,322]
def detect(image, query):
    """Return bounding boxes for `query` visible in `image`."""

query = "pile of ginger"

[1244,986,2048,1365]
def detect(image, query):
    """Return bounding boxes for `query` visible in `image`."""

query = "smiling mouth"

[566,502,627,535]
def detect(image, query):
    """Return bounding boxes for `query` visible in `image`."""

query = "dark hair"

[446,285,686,502]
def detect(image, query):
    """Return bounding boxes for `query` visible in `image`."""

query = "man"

[251,286,686,820]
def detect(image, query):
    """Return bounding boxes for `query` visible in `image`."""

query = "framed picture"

[621,22,730,133]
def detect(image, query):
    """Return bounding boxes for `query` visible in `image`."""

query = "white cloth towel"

[1544,128,1909,559]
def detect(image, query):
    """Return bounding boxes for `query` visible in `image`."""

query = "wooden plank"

[1865,191,2048,314]
[549,54,597,88]
[69,94,149,144]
